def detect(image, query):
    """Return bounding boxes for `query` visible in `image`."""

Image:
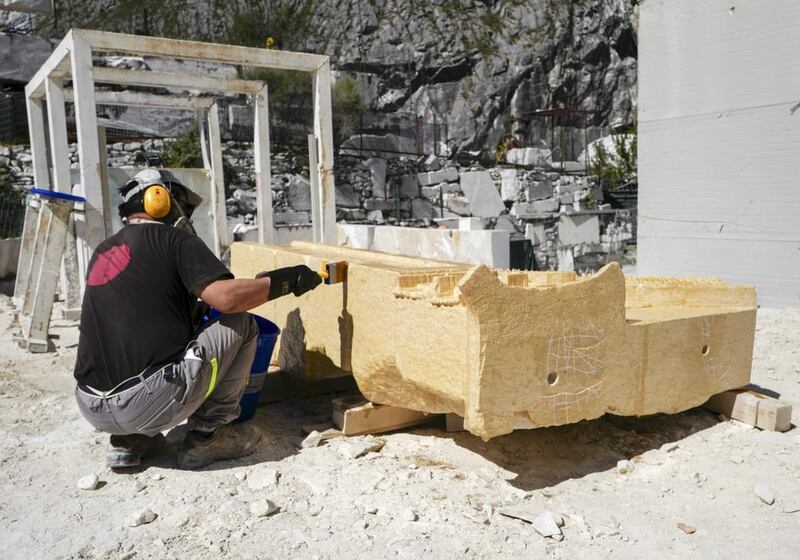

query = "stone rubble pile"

[1,139,633,272]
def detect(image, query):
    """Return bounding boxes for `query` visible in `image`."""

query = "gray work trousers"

[75,312,258,436]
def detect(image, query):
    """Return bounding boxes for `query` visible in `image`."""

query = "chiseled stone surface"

[233,241,757,440]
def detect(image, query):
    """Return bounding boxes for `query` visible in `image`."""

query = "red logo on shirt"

[88,244,131,286]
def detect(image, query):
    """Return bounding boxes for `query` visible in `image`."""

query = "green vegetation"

[160,123,203,169]
[591,132,637,190]
[332,76,365,145]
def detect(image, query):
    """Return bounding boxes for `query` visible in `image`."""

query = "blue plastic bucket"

[236,314,280,422]
[202,309,280,422]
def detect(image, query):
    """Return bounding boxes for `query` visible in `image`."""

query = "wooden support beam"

[92,67,263,95]
[705,388,793,432]
[312,60,337,244]
[254,85,273,244]
[64,89,216,110]
[25,200,72,352]
[206,103,228,257]
[75,28,326,71]
[332,396,436,436]
[15,94,49,305]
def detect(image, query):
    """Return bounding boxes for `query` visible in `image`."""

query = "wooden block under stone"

[445,413,466,432]
[755,399,793,432]
[332,396,436,436]
[704,390,763,426]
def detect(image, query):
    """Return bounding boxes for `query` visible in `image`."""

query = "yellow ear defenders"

[142,184,171,219]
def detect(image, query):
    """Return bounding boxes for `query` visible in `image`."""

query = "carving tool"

[318,259,348,285]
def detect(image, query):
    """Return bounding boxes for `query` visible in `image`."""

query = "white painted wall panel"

[639,0,800,122]
[639,0,800,308]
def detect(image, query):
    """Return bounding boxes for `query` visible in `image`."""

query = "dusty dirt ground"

[0,297,798,559]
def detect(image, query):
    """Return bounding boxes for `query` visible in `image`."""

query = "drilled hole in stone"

[701,344,710,356]
[547,372,558,385]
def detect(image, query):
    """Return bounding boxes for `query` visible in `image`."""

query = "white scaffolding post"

[206,102,229,258]
[312,59,337,245]
[70,32,106,267]
[17,28,337,351]
[254,84,274,244]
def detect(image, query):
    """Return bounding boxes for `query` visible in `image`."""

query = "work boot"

[176,424,261,469]
[106,433,166,468]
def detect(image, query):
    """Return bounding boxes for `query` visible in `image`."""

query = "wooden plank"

[705,389,762,426]
[76,28,325,72]
[254,85,274,244]
[26,201,72,352]
[13,202,40,306]
[332,396,436,436]
[312,60,337,244]
[756,399,793,433]
[45,76,82,315]
[92,67,263,95]
[445,413,466,432]
[206,103,228,258]
[704,388,792,432]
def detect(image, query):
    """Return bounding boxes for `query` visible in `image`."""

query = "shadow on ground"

[125,388,722,487]
[421,407,722,492]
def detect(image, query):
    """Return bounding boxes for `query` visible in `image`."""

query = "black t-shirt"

[74,223,232,391]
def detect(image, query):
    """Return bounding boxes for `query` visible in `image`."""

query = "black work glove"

[257,265,322,300]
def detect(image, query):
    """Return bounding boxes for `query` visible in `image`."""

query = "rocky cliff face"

[23,0,637,153]
[306,0,638,153]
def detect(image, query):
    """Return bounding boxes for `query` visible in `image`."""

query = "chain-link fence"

[0,194,26,239]
[0,91,28,143]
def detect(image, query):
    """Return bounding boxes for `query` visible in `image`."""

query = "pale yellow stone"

[232,241,757,440]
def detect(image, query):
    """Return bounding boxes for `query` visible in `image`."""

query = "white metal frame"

[16,28,337,350]
[24,28,336,253]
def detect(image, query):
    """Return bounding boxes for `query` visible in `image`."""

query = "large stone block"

[336,183,361,208]
[507,147,551,166]
[364,157,387,197]
[526,180,553,201]
[233,242,757,440]
[286,175,312,211]
[411,198,438,220]
[417,167,459,186]
[500,169,521,201]
[460,170,505,218]
[558,214,600,246]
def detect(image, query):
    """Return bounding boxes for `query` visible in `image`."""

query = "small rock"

[365,506,378,515]
[247,468,279,490]
[249,499,278,517]
[616,460,635,476]
[132,480,147,493]
[677,522,696,534]
[754,484,775,505]
[336,436,385,459]
[660,442,679,453]
[401,508,418,522]
[532,512,563,540]
[77,474,99,490]
[301,428,342,449]
[129,508,157,527]
[234,471,248,482]
[151,473,164,481]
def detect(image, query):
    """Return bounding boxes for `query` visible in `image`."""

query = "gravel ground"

[0,297,798,559]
